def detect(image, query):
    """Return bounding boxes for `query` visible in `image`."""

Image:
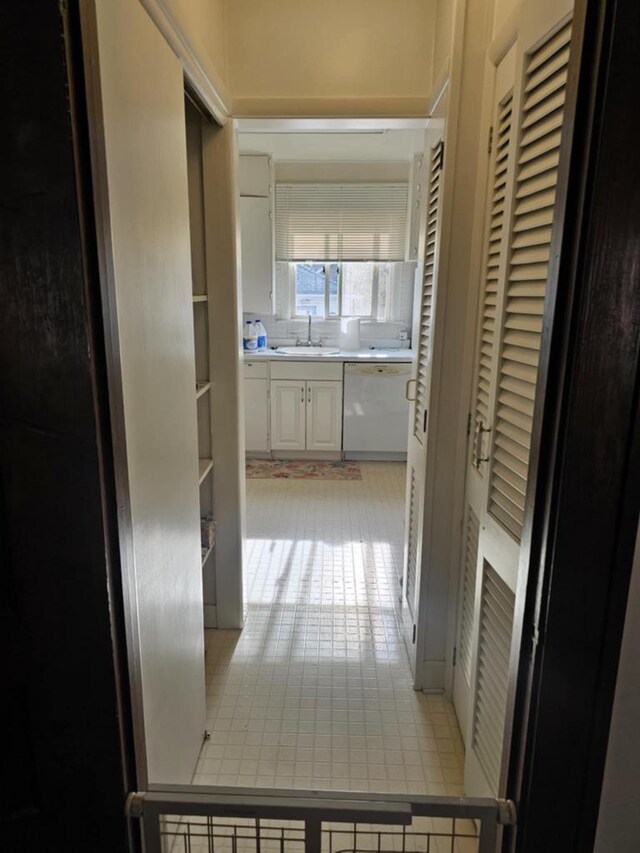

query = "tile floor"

[193,462,464,795]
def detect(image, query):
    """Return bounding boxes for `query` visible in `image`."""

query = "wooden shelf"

[198,458,213,484]
[196,381,211,399]
[201,545,214,567]
[192,294,208,303]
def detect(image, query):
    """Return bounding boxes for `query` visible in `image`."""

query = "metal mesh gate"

[127,787,515,853]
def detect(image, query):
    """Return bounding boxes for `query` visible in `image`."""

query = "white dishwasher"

[343,362,412,455]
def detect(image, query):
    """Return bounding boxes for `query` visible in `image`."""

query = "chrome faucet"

[296,313,321,347]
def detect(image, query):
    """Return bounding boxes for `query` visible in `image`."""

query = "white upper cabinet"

[240,196,273,314]
[239,154,274,315]
[239,154,271,197]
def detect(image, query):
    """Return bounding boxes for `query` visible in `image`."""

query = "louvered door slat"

[489,20,572,540]
[472,95,514,447]
[472,563,516,793]
[414,139,444,441]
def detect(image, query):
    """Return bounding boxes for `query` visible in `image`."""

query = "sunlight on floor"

[193,462,464,794]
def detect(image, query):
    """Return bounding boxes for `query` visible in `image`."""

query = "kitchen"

[237,126,428,465]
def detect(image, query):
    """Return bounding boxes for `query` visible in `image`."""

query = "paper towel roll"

[340,317,361,351]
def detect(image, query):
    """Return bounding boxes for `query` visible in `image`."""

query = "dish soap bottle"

[243,320,258,351]
[255,319,267,350]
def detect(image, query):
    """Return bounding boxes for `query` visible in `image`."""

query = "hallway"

[193,463,464,793]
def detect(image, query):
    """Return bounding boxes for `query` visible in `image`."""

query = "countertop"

[243,348,415,363]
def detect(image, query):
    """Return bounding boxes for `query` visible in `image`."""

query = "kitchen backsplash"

[244,261,417,348]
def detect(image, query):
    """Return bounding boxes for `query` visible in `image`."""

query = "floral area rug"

[246,459,362,480]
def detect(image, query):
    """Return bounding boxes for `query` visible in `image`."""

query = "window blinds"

[275,183,409,261]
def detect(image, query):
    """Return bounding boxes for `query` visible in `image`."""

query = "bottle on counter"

[255,319,267,350]
[243,320,258,351]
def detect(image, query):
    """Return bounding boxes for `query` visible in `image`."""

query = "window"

[293,261,391,319]
[294,263,339,317]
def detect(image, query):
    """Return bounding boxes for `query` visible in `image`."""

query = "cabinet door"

[270,380,306,450]
[239,195,273,315]
[306,381,343,451]
[244,377,269,453]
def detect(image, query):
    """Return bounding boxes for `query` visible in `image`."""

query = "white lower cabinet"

[306,381,343,451]
[270,380,306,450]
[270,377,343,452]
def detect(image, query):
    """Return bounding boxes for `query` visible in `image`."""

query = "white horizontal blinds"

[405,466,419,617]
[275,183,409,261]
[472,563,515,793]
[474,95,513,450]
[459,507,480,687]
[489,21,572,540]
[414,140,444,440]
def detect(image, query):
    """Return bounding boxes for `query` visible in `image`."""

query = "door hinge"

[488,125,494,154]
[423,408,428,433]
[467,412,472,437]
[452,646,457,666]
[412,624,417,644]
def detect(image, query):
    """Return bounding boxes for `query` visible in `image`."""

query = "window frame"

[290,261,387,321]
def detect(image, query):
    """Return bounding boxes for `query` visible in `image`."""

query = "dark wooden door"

[0,3,133,850]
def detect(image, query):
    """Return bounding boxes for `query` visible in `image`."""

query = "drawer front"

[270,360,343,381]
[243,360,269,379]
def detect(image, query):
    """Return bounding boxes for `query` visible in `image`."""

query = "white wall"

[83,0,206,784]
[594,522,640,852]
[433,0,455,83]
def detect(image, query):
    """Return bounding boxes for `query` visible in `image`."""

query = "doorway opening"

[190,119,465,795]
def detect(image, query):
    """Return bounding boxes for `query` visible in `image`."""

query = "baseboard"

[343,451,408,461]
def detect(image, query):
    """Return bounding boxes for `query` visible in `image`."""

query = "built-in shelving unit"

[186,95,217,628]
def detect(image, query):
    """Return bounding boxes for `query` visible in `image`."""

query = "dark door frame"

[503,0,640,849]
[1,2,136,850]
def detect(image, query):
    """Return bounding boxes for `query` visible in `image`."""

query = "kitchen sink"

[276,346,339,356]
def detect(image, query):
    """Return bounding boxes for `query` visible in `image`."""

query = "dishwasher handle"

[405,378,417,402]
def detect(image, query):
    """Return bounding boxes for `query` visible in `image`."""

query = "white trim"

[79,0,150,790]
[139,0,230,125]
[237,118,429,133]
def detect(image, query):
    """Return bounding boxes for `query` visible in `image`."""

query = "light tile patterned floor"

[193,462,464,794]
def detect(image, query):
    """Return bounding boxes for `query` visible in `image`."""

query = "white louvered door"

[454,46,517,745]
[401,129,446,676]
[458,0,574,798]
